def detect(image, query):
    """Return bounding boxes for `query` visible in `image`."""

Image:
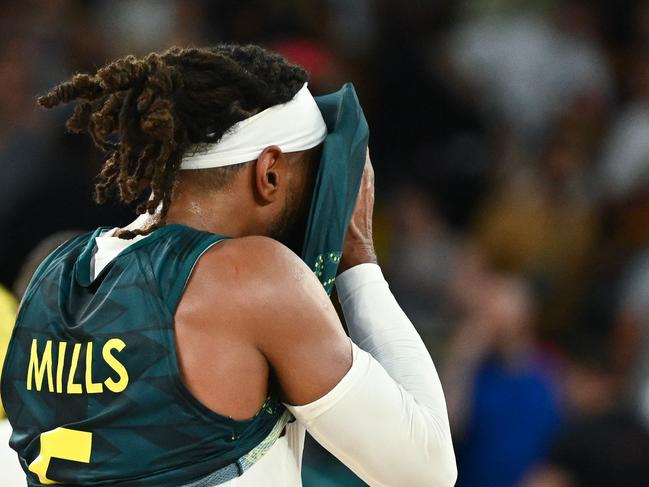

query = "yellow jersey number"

[28,427,92,484]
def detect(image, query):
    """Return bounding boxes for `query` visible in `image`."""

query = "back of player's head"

[38,45,308,237]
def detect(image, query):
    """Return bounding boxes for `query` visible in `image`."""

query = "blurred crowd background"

[2,0,649,486]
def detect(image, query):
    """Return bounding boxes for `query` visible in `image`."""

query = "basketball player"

[1,45,456,486]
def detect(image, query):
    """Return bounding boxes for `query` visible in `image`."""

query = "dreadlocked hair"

[38,44,308,238]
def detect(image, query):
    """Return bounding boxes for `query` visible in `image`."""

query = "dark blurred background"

[2,1,649,486]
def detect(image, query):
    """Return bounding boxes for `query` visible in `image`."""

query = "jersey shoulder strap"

[72,223,227,313]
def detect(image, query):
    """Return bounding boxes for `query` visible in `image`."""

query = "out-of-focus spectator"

[273,38,345,92]
[94,0,205,57]
[0,285,17,418]
[449,5,611,147]
[521,334,649,487]
[0,285,22,485]
[443,269,562,487]
[614,250,649,426]
[0,39,58,243]
[594,56,649,203]
[473,119,598,334]
[384,185,459,354]
[12,230,84,300]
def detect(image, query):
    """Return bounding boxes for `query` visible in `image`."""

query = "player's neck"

[166,188,258,237]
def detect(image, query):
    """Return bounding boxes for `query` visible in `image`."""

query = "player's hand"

[339,150,377,273]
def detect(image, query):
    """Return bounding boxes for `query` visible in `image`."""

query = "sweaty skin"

[169,147,376,418]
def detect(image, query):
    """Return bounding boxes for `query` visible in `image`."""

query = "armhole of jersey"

[164,236,228,315]
[160,235,255,425]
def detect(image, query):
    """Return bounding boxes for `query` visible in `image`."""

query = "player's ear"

[254,145,284,204]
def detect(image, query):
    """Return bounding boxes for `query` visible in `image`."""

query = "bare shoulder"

[204,235,307,275]
[196,235,330,310]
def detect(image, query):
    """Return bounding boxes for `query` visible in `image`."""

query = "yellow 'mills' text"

[27,338,129,394]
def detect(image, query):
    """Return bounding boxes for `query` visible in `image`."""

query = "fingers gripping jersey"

[1,225,287,486]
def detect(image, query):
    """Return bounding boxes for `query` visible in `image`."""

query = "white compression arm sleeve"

[285,264,457,487]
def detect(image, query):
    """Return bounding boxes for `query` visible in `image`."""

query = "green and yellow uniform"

[1,225,287,486]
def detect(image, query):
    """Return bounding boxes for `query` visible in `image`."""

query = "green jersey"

[1,224,288,486]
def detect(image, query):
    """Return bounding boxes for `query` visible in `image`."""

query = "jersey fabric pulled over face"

[1,225,288,486]
[301,83,368,295]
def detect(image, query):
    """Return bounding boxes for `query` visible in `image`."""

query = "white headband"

[180,83,327,170]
